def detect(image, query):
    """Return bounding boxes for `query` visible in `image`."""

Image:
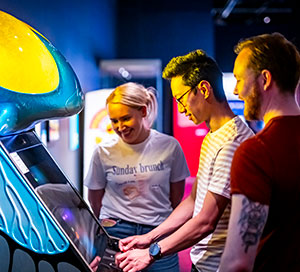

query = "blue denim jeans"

[104,219,179,272]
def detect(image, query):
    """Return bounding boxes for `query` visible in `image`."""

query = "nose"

[117,121,126,132]
[233,85,239,96]
[177,103,186,113]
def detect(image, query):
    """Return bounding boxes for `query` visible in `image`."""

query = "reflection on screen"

[19,145,67,187]
[1,132,119,270]
[36,183,102,263]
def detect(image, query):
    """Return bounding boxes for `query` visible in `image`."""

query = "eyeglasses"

[175,87,193,108]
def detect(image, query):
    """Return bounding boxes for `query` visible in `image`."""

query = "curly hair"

[162,49,226,102]
[234,32,300,95]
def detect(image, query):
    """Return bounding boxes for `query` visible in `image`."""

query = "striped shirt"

[190,116,253,271]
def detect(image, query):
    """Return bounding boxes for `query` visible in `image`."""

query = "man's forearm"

[159,191,230,256]
[147,194,195,242]
[158,214,215,256]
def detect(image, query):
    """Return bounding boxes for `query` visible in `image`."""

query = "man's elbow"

[198,220,216,237]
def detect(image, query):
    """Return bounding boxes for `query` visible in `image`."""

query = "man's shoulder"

[222,117,253,147]
[235,135,263,157]
[219,116,254,146]
[234,116,254,135]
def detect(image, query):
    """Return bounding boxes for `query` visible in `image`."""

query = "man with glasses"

[116,50,253,272]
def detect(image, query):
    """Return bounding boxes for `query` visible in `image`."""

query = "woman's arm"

[170,180,185,209]
[88,189,105,218]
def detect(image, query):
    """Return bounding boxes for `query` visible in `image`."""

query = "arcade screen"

[1,131,119,269]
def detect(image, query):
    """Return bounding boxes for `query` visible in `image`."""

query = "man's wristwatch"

[149,242,162,260]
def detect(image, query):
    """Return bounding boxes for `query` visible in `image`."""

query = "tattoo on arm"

[238,198,267,253]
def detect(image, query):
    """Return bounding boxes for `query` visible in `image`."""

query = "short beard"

[244,81,262,121]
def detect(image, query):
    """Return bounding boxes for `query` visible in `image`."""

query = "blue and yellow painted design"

[0,10,89,272]
[0,10,84,136]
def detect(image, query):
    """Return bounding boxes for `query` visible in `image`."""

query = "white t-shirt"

[190,116,254,271]
[84,129,190,226]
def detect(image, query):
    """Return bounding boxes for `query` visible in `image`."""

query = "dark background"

[1,0,298,186]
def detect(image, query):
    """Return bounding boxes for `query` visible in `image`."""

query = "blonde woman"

[85,82,190,272]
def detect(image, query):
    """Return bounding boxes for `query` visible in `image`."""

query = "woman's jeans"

[104,219,179,272]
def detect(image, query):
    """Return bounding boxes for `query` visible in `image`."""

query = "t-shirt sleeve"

[84,148,106,190]
[230,138,272,205]
[208,142,239,199]
[170,140,190,183]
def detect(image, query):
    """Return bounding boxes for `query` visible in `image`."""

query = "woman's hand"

[90,256,101,272]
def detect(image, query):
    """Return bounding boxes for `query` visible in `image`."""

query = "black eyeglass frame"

[175,87,194,107]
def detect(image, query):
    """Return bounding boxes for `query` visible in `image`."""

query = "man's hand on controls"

[115,248,153,272]
[119,234,152,252]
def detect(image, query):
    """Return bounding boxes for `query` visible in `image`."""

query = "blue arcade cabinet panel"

[0,131,120,272]
[0,9,120,272]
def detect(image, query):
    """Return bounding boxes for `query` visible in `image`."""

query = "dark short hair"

[162,49,226,102]
[234,32,300,95]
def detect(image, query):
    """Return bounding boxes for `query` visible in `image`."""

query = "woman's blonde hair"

[106,82,158,128]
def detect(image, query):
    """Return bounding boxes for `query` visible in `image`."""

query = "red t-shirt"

[231,115,300,271]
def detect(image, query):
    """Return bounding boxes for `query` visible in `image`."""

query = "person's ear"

[140,106,147,117]
[261,69,272,91]
[197,80,210,99]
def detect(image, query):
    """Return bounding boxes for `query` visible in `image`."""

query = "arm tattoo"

[238,198,267,253]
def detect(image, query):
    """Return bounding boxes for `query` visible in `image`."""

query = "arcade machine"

[0,11,120,272]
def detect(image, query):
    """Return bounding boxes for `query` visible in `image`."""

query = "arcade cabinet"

[0,10,120,272]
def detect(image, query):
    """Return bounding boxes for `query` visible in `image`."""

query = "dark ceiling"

[212,0,297,26]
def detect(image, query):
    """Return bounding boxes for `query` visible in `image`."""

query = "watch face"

[149,243,160,256]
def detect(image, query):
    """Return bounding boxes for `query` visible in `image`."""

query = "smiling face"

[171,76,208,125]
[233,48,263,120]
[107,102,149,144]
